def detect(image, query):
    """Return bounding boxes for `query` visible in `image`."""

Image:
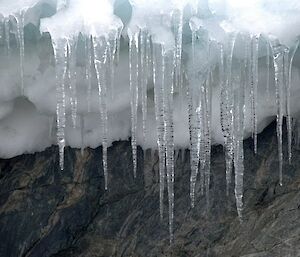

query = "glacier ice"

[1,0,300,243]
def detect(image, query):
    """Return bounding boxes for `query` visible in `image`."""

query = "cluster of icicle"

[53,31,123,191]
[2,8,299,244]
[126,18,299,242]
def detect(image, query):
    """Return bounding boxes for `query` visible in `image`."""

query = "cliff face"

[0,121,300,257]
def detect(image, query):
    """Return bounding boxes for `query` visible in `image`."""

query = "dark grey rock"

[0,121,300,257]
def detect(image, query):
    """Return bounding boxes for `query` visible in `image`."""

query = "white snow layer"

[0,0,299,159]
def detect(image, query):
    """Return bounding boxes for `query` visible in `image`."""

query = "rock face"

[0,121,300,257]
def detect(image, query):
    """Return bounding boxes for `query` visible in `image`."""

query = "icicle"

[101,44,109,190]
[68,39,77,128]
[270,40,285,186]
[220,34,236,196]
[164,50,175,244]
[250,35,259,154]
[232,36,248,219]
[109,23,123,100]
[287,40,299,164]
[188,18,202,207]
[15,10,25,95]
[139,30,148,144]
[53,39,68,171]
[198,41,214,207]
[108,39,115,101]
[128,29,139,178]
[153,43,166,220]
[204,71,212,208]
[93,36,109,190]
[188,97,200,205]
[114,25,123,66]
[172,9,183,104]
[146,34,153,83]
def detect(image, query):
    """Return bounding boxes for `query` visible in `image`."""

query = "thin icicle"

[232,36,247,219]
[15,11,25,95]
[172,9,183,104]
[128,29,139,178]
[53,39,67,171]
[114,25,123,66]
[204,71,212,208]
[270,40,285,186]
[101,44,109,190]
[164,50,175,244]
[250,35,259,154]
[107,34,115,101]
[68,39,77,128]
[220,34,236,196]
[200,41,214,206]
[153,43,166,220]
[139,30,148,144]
[188,18,202,207]
[287,40,299,164]
[93,37,109,190]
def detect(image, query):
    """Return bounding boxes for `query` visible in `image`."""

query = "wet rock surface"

[0,121,300,257]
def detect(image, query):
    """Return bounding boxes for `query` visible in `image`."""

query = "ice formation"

[1,0,300,242]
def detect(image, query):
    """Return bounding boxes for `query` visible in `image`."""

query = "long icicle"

[164,50,175,243]
[128,29,139,178]
[93,37,109,189]
[233,35,247,219]
[204,70,212,208]
[287,40,299,164]
[53,39,67,171]
[108,31,116,101]
[153,43,166,220]
[220,34,236,196]
[69,39,77,128]
[250,35,259,154]
[270,40,285,186]
[189,26,200,208]
[101,42,109,190]
[172,9,183,106]
[140,30,148,144]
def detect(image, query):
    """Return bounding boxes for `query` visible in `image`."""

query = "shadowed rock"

[0,121,300,257]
